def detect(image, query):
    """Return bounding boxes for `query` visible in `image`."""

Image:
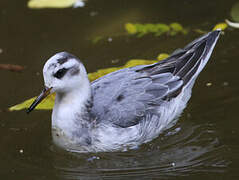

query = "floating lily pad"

[157,53,169,61]
[93,22,190,44]
[169,23,188,36]
[28,0,83,9]
[125,23,187,37]
[212,23,228,31]
[9,93,55,111]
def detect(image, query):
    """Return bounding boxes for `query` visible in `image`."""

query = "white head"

[27,52,90,113]
[43,52,89,93]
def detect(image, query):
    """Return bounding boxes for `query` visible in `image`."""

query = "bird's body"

[28,30,221,152]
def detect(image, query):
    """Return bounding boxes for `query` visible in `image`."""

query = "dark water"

[1,0,239,179]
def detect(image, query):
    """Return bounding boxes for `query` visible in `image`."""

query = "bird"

[27,30,221,152]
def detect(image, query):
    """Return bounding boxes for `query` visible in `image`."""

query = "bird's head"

[27,52,89,113]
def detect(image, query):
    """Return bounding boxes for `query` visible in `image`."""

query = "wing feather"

[91,30,221,128]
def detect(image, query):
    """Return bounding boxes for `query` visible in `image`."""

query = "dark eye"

[54,68,68,79]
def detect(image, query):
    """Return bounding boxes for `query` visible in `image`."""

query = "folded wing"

[91,30,221,128]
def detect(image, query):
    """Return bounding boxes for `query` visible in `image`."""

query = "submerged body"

[28,30,221,152]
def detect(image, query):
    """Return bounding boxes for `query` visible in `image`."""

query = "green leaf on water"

[93,22,189,44]
[212,22,228,31]
[125,23,187,37]
[88,59,158,82]
[157,53,169,61]
[28,0,82,9]
[125,23,138,34]
[9,93,55,111]
[9,57,172,111]
[169,23,188,35]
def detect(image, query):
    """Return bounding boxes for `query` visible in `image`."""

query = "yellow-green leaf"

[213,23,228,31]
[157,53,169,61]
[125,23,187,38]
[28,0,77,9]
[9,93,56,111]
[9,59,160,111]
[169,23,188,35]
[125,23,137,34]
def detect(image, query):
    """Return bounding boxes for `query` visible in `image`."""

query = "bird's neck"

[52,80,94,146]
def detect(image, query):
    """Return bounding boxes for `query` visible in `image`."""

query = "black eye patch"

[54,68,68,79]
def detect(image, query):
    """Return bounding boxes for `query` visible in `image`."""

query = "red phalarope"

[27,30,221,152]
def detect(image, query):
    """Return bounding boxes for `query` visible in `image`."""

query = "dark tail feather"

[174,30,221,86]
[137,30,221,87]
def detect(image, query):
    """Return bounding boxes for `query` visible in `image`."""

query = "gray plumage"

[91,30,220,128]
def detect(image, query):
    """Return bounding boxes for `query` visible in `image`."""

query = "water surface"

[0,0,239,179]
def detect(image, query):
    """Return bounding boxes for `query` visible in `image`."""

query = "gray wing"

[91,69,180,127]
[91,68,182,127]
[91,30,220,128]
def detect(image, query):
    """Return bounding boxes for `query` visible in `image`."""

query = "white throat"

[51,77,92,139]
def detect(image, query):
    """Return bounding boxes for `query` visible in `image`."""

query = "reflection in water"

[50,120,230,179]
